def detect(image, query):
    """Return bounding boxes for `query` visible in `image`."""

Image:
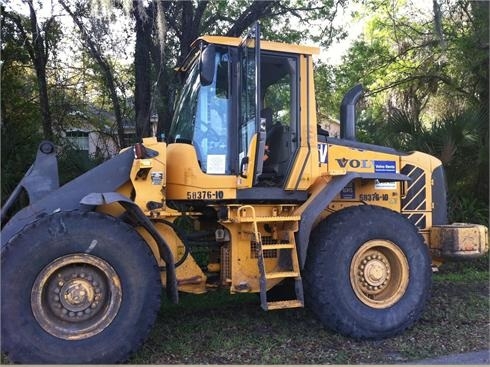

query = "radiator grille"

[401,163,428,229]
[401,164,427,211]
[220,245,231,285]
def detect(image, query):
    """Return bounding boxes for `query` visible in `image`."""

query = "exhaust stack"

[340,84,363,141]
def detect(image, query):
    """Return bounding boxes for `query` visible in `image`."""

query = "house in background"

[319,116,340,138]
[62,120,135,159]
[63,125,122,158]
[61,107,158,158]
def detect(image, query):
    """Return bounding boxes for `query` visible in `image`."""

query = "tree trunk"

[151,40,173,140]
[59,0,125,148]
[432,0,446,48]
[27,0,53,140]
[470,0,489,106]
[225,1,275,37]
[133,1,153,140]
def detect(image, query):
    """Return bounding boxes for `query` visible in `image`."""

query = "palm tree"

[367,107,488,223]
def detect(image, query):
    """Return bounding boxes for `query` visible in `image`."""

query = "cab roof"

[195,35,320,56]
[178,35,320,72]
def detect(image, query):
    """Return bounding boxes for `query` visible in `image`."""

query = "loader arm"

[1,143,134,247]
[1,141,59,224]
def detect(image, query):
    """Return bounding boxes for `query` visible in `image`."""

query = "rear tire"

[1,211,161,363]
[303,205,431,339]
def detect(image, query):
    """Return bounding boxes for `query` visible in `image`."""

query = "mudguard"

[296,171,410,269]
[80,192,179,303]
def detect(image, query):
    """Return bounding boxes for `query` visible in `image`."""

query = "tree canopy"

[314,0,488,222]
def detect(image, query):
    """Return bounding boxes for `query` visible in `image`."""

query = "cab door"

[236,24,301,195]
[237,23,266,188]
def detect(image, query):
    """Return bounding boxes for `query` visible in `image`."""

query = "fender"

[80,192,178,304]
[296,171,410,269]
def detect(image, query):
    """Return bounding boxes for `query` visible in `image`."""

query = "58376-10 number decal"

[186,191,224,200]
[359,193,389,201]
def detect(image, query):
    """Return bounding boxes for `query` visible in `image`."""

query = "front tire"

[1,211,161,363]
[303,205,431,339]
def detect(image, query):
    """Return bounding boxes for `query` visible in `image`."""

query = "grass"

[1,254,488,364]
[128,253,489,364]
[433,254,489,282]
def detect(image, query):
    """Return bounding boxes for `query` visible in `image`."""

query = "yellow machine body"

[97,35,487,300]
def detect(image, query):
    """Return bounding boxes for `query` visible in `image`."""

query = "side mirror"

[200,44,216,86]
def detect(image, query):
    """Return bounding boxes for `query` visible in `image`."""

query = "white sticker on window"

[207,154,226,174]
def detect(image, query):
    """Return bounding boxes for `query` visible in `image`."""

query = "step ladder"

[237,205,304,311]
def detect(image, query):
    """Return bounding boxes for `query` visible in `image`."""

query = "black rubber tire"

[1,211,161,363]
[303,205,431,339]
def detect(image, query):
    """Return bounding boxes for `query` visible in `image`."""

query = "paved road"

[409,350,490,365]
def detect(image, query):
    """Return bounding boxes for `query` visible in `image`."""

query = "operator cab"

[167,24,318,200]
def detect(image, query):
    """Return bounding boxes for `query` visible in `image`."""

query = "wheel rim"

[31,253,122,340]
[350,240,409,309]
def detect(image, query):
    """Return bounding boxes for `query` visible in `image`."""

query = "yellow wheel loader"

[1,24,487,363]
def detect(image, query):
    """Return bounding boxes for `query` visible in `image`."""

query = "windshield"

[169,48,231,175]
[169,62,200,143]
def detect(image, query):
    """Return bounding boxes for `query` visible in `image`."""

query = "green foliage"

[315,62,342,121]
[56,145,106,185]
[314,0,489,224]
[435,252,489,281]
[366,106,488,224]
[317,0,489,117]
[448,194,489,225]
[1,10,44,204]
[1,6,111,207]
[1,1,133,207]
[431,108,489,205]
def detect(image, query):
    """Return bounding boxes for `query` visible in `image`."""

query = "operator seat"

[261,107,273,131]
[260,108,285,182]
[265,122,284,169]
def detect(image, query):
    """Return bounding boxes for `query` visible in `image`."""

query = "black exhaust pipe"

[340,84,363,141]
